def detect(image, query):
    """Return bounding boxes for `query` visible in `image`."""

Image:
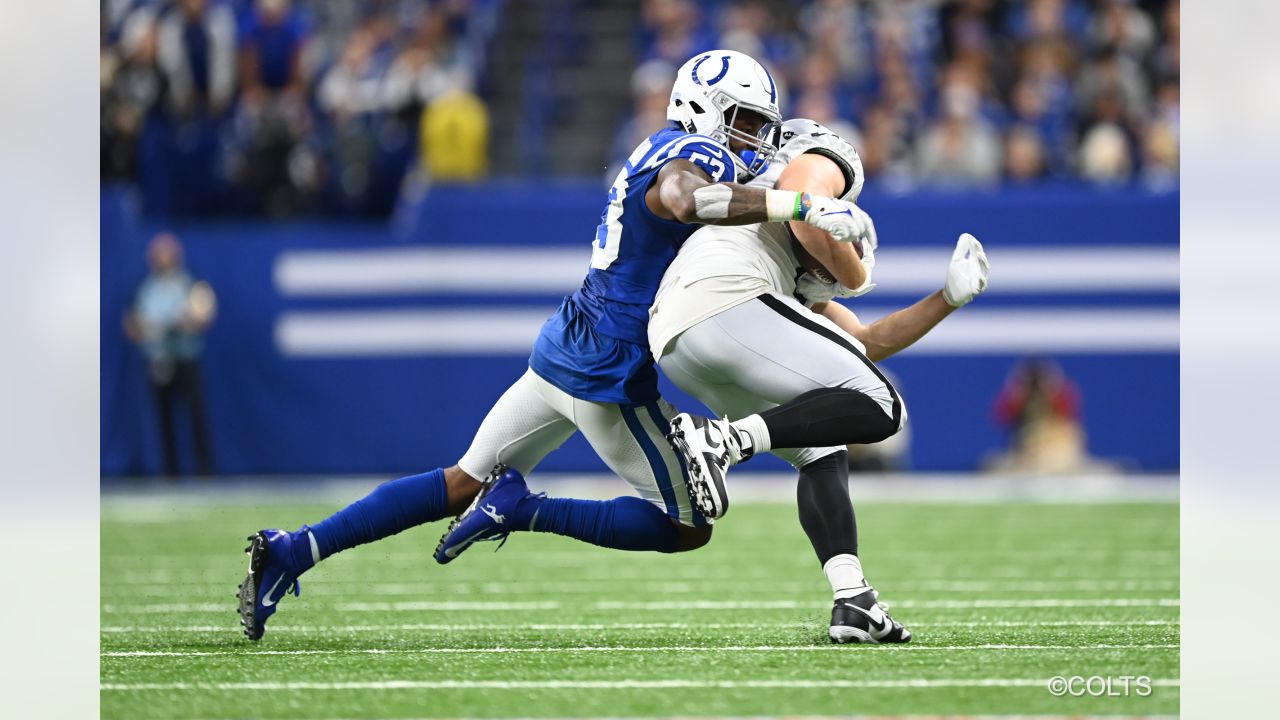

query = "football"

[791,229,861,284]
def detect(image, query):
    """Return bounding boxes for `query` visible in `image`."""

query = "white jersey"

[648,120,864,360]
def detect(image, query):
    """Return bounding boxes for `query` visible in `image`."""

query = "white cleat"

[665,413,752,519]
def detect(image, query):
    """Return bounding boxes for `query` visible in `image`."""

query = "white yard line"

[100,618,1181,633]
[101,677,1182,691]
[103,644,1179,658]
[102,578,1181,593]
[101,472,1179,506]
[101,597,1180,614]
[590,599,1181,611]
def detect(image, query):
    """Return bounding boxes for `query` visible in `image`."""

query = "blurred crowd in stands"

[619,0,1179,192]
[101,0,497,216]
[102,0,1179,218]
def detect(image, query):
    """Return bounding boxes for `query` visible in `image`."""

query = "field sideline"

[101,475,1179,718]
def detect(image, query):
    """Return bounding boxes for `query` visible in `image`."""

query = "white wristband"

[765,189,807,222]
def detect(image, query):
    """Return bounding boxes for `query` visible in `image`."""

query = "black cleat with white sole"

[666,413,751,520]
[237,528,306,641]
[829,588,912,644]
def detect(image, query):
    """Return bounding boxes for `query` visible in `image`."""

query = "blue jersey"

[530,126,737,404]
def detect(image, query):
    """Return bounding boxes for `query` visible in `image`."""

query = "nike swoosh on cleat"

[851,604,891,636]
[444,528,499,558]
[701,423,722,450]
[259,574,287,607]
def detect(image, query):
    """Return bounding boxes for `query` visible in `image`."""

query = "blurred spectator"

[238,0,307,104]
[793,92,863,153]
[1004,125,1048,183]
[986,358,1098,475]
[420,90,489,180]
[1078,121,1132,184]
[1007,75,1070,175]
[639,0,715,65]
[98,0,1180,214]
[102,11,168,181]
[1089,0,1156,60]
[383,6,477,113]
[1141,119,1178,192]
[609,60,677,175]
[156,0,238,117]
[716,0,797,74]
[801,0,876,96]
[1149,0,1179,78]
[124,233,217,477]
[914,64,1001,187]
[1075,45,1149,126]
[317,27,385,117]
[1005,0,1090,44]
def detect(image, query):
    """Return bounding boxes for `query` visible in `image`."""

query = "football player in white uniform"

[651,119,990,642]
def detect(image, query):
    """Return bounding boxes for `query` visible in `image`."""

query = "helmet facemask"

[720,104,781,179]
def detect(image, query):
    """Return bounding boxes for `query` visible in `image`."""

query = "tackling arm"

[645,160,872,243]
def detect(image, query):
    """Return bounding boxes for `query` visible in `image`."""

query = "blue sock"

[513,495,679,553]
[308,468,449,565]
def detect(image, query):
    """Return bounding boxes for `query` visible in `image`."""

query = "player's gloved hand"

[766,190,876,246]
[796,272,837,307]
[942,232,990,308]
[796,273,876,308]
[855,221,878,273]
[801,196,876,247]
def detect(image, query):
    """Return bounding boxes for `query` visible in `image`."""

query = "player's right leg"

[658,312,910,643]
[794,450,909,644]
[239,368,574,640]
[663,293,903,518]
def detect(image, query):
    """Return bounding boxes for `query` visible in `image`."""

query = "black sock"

[760,388,898,448]
[796,451,856,565]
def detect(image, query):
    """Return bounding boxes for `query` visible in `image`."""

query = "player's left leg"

[240,368,576,640]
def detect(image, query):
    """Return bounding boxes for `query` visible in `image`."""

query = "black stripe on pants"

[754,294,901,448]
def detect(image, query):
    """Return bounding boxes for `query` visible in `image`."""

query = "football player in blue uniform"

[237,50,875,641]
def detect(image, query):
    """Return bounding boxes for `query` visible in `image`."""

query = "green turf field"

[101,494,1178,718]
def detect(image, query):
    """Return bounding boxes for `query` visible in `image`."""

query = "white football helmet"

[779,118,865,202]
[667,50,782,179]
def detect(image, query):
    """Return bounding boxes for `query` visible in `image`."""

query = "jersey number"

[689,152,726,180]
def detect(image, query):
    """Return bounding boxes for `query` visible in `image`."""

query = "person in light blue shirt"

[125,232,217,477]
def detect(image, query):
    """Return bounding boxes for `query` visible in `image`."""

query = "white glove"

[802,196,876,247]
[855,220,877,273]
[942,232,990,307]
[795,272,836,306]
[795,273,876,308]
